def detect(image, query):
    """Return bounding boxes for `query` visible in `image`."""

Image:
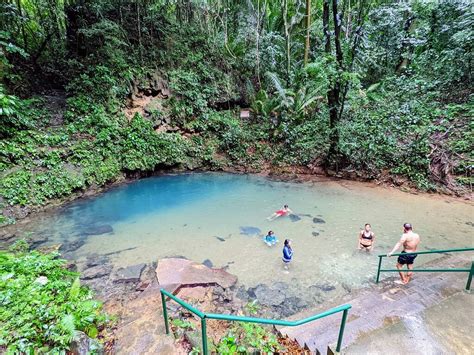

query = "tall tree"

[304,0,311,66]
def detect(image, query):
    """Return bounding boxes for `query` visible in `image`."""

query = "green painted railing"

[375,247,474,290]
[160,288,351,354]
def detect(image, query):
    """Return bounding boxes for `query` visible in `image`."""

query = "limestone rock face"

[156,258,237,292]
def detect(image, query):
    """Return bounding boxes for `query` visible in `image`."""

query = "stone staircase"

[278,254,472,354]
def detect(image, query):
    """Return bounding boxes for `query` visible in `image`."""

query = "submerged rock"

[81,264,113,280]
[27,234,49,248]
[312,217,326,224]
[112,263,146,283]
[60,239,85,253]
[312,231,320,237]
[315,283,336,292]
[215,236,226,242]
[239,226,261,236]
[289,214,301,222]
[81,224,114,236]
[254,284,286,306]
[202,259,214,268]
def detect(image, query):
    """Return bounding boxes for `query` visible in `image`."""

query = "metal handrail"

[160,288,351,354]
[375,247,474,290]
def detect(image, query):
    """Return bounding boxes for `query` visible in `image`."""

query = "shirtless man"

[388,223,421,284]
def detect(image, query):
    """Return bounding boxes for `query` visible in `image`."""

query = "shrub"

[0,242,110,353]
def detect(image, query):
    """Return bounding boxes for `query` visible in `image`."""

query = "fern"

[69,277,81,300]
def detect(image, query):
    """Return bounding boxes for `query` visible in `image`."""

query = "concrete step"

[278,255,472,353]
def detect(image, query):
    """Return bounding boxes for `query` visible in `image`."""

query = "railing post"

[466,261,473,291]
[201,316,208,355]
[335,309,348,353]
[376,255,383,283]
[161,291,169,335]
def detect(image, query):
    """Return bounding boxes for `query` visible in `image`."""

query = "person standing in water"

[388,223,421,284]
[282,239,293,270]
[267,205,293,221]
[358,223,375,251]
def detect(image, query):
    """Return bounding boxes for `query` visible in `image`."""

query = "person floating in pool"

[263,230,278,246]
[358,223,375,251]
[388,223,421,285]
[282,239,293,270]
[267,205,293,221]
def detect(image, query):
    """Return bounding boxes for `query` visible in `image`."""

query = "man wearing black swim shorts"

[388,223,421,284]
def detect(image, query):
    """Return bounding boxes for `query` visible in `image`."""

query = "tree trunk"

[304,0,311,66]
[16,0,28,51]
[256,0,261,88]
[324,0,342,168]
[396,15,416,73]
[283,0,291,86]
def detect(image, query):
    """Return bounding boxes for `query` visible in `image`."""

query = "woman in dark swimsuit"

[358,223,375,251]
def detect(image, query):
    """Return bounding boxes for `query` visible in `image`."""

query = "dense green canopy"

[0,0,472,211]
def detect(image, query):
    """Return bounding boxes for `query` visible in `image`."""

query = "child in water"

[264,230,278,246]
[282,239,293,270]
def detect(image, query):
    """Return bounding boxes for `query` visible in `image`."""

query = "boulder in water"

[312,231,320,237]
[312,217,326,224]
[239,226,261,236]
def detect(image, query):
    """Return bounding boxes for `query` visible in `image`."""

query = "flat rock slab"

[112,263,146,283]
[156,258,237,292]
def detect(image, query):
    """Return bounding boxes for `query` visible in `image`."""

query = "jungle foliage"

[0,241,110,353]
[0,0,473,210]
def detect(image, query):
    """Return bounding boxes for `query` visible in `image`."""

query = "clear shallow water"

[22,173,474,304]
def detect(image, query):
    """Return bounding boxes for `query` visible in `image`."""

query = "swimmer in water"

[358,223,375,252]
[282,239,293,270]
[263,230,278,246]
[267,205,293,221]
